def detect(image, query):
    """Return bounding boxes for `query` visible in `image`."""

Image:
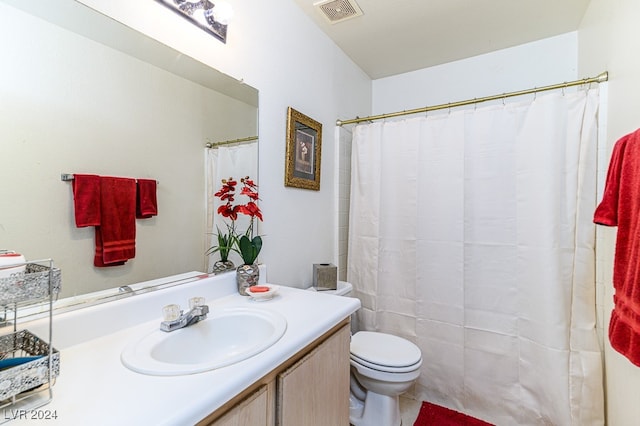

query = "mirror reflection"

[0,0,258,300]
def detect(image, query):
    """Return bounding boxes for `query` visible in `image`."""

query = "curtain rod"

[205,136,258,148]
[336,71,609,126]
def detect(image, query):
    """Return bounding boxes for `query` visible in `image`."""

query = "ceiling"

[292,0,592,79]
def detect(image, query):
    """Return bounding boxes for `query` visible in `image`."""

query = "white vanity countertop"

[7,272,360,425]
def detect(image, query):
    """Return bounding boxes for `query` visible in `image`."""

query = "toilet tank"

[307,281,357,332]
[307,280,352,296]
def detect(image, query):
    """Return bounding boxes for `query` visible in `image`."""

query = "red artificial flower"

[240,186,259,200]
[215,178,236,193]
[211,176,263,264]
[217,203,240,220]
[241,177,257,189]
[213,175,262,228]
[215,191,235,202]
[238,201,263,221]
[223,178,237,188]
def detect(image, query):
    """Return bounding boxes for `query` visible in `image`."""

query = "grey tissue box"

[313,263,337,291]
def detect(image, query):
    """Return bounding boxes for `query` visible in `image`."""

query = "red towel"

[94,229,125,267]
[594,128,640,367]
[136,179,158,218]
[94,177,137,267]
[72,174,101,227]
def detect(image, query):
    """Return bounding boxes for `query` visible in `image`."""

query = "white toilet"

[349,331,422,426]
[308,282,423,426]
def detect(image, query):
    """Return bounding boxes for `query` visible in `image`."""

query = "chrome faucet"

[160,299,209,332]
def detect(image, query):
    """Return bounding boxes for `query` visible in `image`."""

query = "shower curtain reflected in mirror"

[205,142,258,272]
[347,89,604,425]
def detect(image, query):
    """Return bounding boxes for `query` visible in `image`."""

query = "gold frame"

[285,107,322,190]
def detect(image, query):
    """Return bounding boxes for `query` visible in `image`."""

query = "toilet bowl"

[349,331,422,426]
[306,282,422,426]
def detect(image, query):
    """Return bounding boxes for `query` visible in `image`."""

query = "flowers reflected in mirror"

[208,176,263,273]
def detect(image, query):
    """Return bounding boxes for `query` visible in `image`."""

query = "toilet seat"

[350,331,422,370]
[350,356,422,384]
[351,353,422,374]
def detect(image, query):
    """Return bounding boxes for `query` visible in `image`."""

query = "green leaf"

[206,226,239,261]
[252,236,262,254]
[238,235,262,265]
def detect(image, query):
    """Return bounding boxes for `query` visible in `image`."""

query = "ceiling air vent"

[314,0,364,24]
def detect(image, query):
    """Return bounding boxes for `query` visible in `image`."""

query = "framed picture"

[285,107,323,190]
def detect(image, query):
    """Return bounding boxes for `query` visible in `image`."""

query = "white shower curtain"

[347,89,604,425]
[205,142,258,271]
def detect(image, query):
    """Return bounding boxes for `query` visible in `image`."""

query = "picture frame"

[285,107,323,190]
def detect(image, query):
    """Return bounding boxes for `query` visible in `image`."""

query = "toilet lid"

[350,331,422,368]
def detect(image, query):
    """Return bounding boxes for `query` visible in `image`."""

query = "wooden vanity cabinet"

[276,323,350,425]
[210,384,274,426]
[199,320,350,426]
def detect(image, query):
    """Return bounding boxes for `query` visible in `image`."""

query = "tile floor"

[400,396,422,425]
[349,396,421,426]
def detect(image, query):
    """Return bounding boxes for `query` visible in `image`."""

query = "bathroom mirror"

[0,0,258,302]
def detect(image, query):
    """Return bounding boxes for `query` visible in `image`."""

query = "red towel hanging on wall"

[93,176,137,266]
[72,174,138,267]
[594,128,640,367]
[136,178,158,218]
[72,174,101,227]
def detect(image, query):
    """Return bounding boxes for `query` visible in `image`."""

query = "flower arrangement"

[208,176,263,267]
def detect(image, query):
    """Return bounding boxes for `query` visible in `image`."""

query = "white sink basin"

[121,306,287,376]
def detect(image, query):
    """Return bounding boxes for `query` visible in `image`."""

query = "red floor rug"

[413,401,494,426]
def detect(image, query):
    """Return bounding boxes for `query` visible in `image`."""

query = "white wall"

[372,32,579,115]
[579,1,640,424]
[72,0,372,289]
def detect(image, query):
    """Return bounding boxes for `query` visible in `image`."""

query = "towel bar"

[61,174,158,185]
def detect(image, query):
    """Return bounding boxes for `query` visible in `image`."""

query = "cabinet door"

[212,384,273,426]
[277,325,351,426]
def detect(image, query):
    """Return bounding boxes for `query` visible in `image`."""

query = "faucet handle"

[162,304,181,322]
[189,296,206,309]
